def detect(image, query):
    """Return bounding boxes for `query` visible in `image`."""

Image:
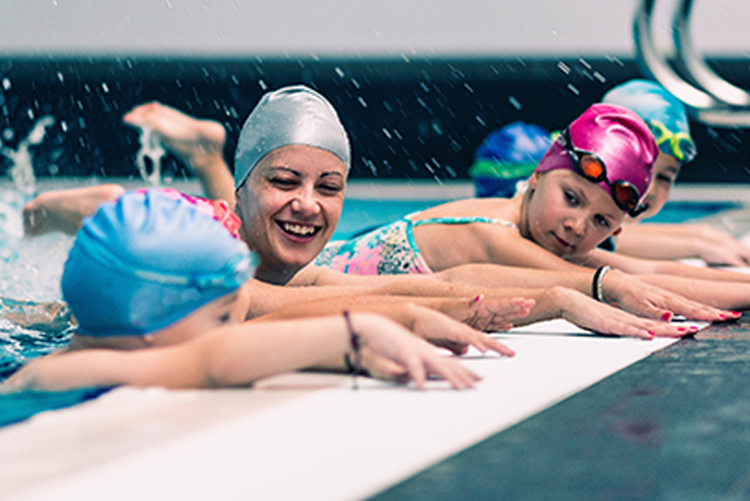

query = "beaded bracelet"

[592,265,611,302]
[342,310,363,390]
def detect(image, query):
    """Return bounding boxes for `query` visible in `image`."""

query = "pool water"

[0,188,741,428]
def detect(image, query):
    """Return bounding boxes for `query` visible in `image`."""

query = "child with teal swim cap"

[602,79,750,266]
[5,189,513,392]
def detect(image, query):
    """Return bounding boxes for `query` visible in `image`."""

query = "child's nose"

[565,215,587,236]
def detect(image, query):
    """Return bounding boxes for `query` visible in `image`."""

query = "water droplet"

[258,79,267,91]
[56,72,64,83]
[508,96,522,110]
[335,67,344,78]
[567,83,580,96]
[2,78,11,91]
[358,97,368,108]
[557,62,571,75]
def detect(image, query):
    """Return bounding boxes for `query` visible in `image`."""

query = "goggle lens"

[578,155,606,182]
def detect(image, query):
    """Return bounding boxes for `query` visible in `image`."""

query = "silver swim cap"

[234,85,351,188]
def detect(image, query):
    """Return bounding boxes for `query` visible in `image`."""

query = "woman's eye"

[270,177,298,188]
[318,184,343,194]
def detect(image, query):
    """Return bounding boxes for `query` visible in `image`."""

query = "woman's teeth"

[283,222,316,236]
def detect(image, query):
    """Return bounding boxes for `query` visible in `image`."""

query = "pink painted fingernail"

[647,331,655,338]
[474,295,482,303]
[661,312,673,322]
[720,314,728,319]
[677,327,687,332]
[732,311,742,316]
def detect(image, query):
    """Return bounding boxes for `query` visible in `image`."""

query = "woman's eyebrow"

[320,171,345,179]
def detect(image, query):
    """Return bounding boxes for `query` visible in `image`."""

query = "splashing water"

[0,187,73,302]
[135,127,166,186]
[0,116,55,195]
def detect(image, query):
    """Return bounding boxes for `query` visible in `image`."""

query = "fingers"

[424,355,482,390]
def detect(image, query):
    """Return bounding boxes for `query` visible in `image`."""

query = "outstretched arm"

[4,313,481,392]
[616,223,750,267]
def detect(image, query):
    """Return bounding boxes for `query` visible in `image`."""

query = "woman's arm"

[255,296,519,356]
[4,313,481,392]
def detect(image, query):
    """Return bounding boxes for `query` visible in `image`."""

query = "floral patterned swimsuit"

[314,214,518,275]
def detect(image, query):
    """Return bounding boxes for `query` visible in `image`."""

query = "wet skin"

[523,169,625,258]
[235,145,347,285]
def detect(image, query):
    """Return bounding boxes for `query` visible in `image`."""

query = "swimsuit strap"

[409,215,518,230]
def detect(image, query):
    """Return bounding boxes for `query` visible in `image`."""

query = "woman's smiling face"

[236,144,347,282]
[525,170,625,258]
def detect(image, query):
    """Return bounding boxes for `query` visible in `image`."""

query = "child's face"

[236,145,347,276]
[151,285,251,346]
[526,170,625,257]
[629,152,681,222]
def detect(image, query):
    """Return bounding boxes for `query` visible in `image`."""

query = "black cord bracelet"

[592,265,611,302]
[342,310,363,390]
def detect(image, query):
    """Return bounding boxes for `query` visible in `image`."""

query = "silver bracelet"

[592,266,611,302]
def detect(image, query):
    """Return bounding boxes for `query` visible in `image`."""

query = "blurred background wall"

[0,0,747,182]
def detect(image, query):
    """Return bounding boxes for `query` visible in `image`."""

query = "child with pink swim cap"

[313,102,750,319]
[315,103,658,273]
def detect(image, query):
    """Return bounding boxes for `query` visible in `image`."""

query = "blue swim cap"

[468,122,551,197]
[62,190,254,337]
[602,79,697,164]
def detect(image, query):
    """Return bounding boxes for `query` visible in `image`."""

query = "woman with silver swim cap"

[232,85,352,285]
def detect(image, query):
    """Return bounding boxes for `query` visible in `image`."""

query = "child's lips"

[551,232,572,250]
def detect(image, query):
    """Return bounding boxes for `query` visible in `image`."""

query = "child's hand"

[405,304,516,357]
[602,269,738,323]
[351,313,486,389]
[439,295,535,333]
[540,287,701,339]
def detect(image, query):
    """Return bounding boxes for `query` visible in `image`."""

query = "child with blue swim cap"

[601,79,750,266]
[5,188,501,391]
[469,122,552,198]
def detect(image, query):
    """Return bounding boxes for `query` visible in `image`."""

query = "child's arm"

[257,288,694,340]
[616,223,750,267]
[4,313,481,392]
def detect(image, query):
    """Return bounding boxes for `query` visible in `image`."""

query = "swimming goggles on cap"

[559,128,648,218]
[648,120,697,164]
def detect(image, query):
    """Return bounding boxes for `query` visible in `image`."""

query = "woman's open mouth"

[276,220,322,242]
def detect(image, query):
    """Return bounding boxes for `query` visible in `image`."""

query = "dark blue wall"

[0,57,748,183]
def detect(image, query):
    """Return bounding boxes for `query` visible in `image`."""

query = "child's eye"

[564,190,579,206]
[219,312,232,324]
[656,174,675,185]
[594,215,611,228]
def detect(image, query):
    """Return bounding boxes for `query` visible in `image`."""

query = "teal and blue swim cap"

[62,189,254,337]
[234,85,351,188]
[469,122,552,197]
[602,79,697,164]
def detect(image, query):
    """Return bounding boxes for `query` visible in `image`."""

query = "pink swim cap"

[535,103,658,215]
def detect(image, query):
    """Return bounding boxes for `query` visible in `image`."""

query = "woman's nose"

[290,188,320,215]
